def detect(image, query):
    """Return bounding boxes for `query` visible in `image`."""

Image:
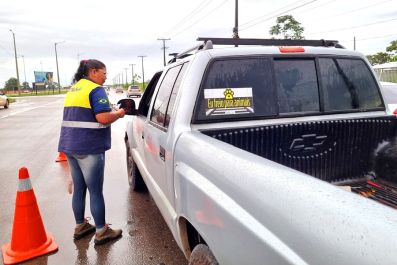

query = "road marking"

[0,100,62,120]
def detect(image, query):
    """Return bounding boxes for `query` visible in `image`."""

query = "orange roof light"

[279,46,305,53]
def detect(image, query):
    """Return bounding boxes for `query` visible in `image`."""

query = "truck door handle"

[159,146,165,161]
[141,131,144,139]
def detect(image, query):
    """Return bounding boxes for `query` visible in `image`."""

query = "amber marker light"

[279,46,305,53]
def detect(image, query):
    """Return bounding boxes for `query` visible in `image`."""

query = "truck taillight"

[393,109,397,115]
[279,46,305,53]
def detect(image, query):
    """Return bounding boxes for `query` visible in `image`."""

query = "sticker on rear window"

[204,88,254,116]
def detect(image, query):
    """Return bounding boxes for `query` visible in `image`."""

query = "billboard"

[34,71,53,84]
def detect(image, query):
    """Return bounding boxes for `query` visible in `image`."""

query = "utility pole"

[138,55,147,89]
[157,38,170,66]
[353,36,356,51]
[233,0,239,47]
[21,55,26,89]
[124,68,128,86]
[77,52,85,65]
[121,71,124,87]
[55,41,65,93]
[9,29,20,95]
[129,64,135,85]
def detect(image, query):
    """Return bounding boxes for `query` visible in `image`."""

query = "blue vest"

[58,79,111,154]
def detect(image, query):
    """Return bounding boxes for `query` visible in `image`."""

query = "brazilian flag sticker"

[98,98,108,104]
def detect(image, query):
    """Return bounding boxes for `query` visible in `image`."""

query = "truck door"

[132,71,162,161]
[144,62,188,209]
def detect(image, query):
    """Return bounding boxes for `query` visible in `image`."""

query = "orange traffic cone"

[55,152,67,162]
[1,167,58,264]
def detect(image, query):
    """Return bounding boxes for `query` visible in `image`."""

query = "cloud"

[0,0,396,87]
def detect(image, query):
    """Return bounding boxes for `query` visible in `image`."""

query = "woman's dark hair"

[73,59,106,83]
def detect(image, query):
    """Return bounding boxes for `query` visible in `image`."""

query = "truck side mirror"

[117,98,137,115]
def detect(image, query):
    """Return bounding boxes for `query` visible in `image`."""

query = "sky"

[0,0,396,88]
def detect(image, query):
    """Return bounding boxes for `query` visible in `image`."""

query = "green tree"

[133,74,141,84]
[386,40,397,61]
[22,81,30,90]
[270,15,305,40]
[5,77,18,91]
[386,40,397,53]
[366,52,392,65]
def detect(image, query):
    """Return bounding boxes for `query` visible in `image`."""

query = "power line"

[357,33,397,41]
[138,1,216,60]
[171,0,231,38]
[240,0,313,28]
[239,0,318,32]
[291,0,336,15]
[162,0,212,37]
[322,0,392,19]
[308,17,397,35]
[340,33,397,42]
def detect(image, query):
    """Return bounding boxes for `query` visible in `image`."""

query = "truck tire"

[125,141,146,191]
[4,99,9,109]
[188,244,219,265]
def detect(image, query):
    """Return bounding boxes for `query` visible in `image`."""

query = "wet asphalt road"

[0,91,187,265]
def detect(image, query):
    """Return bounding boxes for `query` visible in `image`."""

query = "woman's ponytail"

[72,59,106,83]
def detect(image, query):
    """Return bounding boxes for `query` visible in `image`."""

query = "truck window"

[194,56,384,123]
[274,59,319,114]
[194,58,276,122]
[138,71,162,117]
[150,64,183,128]
[319,58,383,111]
[164,63,188,127]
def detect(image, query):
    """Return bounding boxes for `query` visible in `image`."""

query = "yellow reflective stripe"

[18,178,32,192]
[64,79,99,108]
[62,120,110,129]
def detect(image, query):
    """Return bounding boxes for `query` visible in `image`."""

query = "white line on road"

[0,100,63,120]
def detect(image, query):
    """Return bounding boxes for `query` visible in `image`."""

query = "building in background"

[373,62,397,84]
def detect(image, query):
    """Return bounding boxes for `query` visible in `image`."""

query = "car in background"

[380,81,397,113]
[126,85,141,97]
[103,85,110,95]
[115,87,124,93]
[0,91,9,109]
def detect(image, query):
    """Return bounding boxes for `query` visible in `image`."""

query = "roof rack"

[167,37,345,64]
[197,37,344,48]
[167,40,213,64]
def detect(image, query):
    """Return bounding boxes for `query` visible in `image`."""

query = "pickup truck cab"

[122,38,397,265]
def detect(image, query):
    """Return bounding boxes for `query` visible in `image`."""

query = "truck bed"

[201,115,397,208]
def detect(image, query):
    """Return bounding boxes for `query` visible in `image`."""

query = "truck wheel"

[126,142,146,191]
[4,99,9,109]
[188,244,219,265]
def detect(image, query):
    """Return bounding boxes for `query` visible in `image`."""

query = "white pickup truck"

[121,38,397,265]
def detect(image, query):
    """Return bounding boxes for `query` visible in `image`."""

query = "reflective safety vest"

[58,79,111,154]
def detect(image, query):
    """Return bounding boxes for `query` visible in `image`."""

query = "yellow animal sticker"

[204,88,254,116]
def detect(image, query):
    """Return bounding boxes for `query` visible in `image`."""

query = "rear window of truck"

[193,56,383,122]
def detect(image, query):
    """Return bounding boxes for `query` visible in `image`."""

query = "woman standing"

[58,59,125,245]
